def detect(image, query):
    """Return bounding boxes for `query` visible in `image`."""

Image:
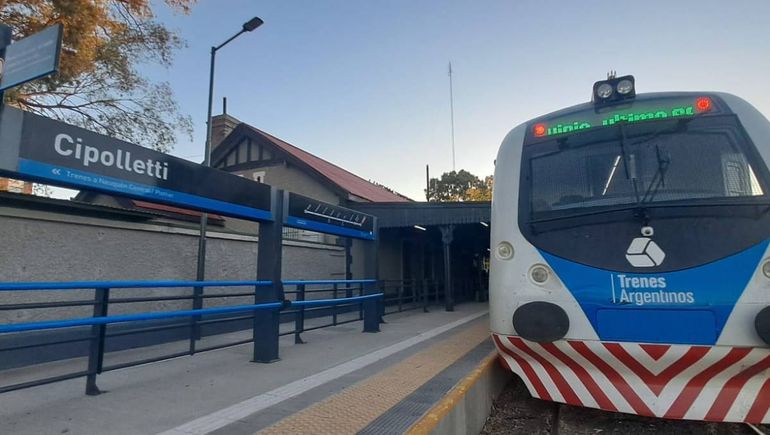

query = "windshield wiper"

[641,144,671,203]
[618,124,642,205]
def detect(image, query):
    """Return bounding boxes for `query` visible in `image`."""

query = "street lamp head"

[243,17,264,32]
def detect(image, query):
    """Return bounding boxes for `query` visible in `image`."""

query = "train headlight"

[616,79,634,95]
[495,242,514,260]
[595,83,613,99]
[592,74,635,104]
[762,260,770,279]
[530,264,550,284]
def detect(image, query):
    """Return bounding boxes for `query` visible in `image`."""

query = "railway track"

[481,377,770,435]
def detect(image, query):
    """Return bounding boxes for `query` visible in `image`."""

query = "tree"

[0,0,194,152]
[426,170,492,202]
[465,175,493,201]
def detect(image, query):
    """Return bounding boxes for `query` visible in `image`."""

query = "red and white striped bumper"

[492,333,770,423]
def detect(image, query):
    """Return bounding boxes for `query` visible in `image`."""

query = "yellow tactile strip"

[406,351,499,434]
[258,319,490,435]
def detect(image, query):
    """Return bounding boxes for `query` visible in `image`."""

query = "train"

[490,75,770,423]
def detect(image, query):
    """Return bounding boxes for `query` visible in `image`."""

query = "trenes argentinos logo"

[625,226,665,267]
[611,273,695,306]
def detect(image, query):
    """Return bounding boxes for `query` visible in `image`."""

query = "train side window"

[722,153,761,196]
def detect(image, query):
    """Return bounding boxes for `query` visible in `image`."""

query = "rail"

[0,279,382,395]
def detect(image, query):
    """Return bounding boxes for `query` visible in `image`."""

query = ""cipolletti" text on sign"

[54,133,169,180]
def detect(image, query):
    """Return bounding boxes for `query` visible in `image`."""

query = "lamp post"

[194,17,263,317]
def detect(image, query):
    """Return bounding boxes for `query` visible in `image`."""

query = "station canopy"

[350,201,490,229]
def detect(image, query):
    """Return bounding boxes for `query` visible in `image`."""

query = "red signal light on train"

[533,124,546,137]
[695,97,712,113]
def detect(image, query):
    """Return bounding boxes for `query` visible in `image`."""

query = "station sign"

[285,192,375,240]
[0,24,63,91]
[0,105,273,221]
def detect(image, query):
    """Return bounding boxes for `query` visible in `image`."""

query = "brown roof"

[131,200,225,222]
[237,125,412,203]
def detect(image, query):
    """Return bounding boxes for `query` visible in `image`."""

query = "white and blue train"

[490,75,770,423]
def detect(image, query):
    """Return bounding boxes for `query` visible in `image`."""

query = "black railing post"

[397,282,403,313]
[363,281,380,333]
[86,287,110,396]
[358,282,364,321]
[294,284,305,344]
[253,189,284,363]
[440,225,455,312]
[363,218,380,333]
[422,279,429,313]
[189,283,204,354]
[332,283,338,326]
[379,282,386,322]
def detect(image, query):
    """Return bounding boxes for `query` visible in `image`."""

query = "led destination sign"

[0,106,273,221]
[531,96,714,139]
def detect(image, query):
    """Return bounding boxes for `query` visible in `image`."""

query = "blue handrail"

[291,294,380,308]
[282,279,377,286]
[0,280,273,292]
[0,279,377,291]
[0,293,384,334]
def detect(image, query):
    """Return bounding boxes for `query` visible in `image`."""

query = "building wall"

[0,205,346,323]
[231,162,340,205]
[378,229,404,282]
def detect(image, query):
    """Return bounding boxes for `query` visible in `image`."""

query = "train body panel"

[490,83,770,423]
[493,334,770,423]
[490,123,598,340]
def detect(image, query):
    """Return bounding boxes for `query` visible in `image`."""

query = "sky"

[139,0,770,201]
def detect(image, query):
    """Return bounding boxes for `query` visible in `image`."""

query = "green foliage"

[426,170,492,202]
[465,175,493,201]
[0,0,195,152]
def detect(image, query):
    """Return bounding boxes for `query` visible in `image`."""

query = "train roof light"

[616,79,634,95]
[592,74,636,105]
[596,83,614,99]
[696,96,712,112]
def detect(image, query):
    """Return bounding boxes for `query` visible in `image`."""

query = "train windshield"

[525,115,767,217]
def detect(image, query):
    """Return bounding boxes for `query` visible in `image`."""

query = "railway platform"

[0,302,503,435]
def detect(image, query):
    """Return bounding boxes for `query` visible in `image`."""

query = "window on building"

[237,140,247,163]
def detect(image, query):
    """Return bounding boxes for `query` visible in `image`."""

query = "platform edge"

[406,350,511,435]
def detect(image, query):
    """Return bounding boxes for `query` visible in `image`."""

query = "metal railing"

[282,280,373,344]
[0,279,381,395]
[380,279,444,315]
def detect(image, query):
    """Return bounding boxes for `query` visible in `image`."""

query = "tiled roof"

[243,125,412,203]
[131,200,224,221]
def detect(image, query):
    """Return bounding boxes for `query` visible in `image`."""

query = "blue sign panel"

[0,24,62,91]
[0,105,273,222]
[286,192,376,240]
[540,240,769,345]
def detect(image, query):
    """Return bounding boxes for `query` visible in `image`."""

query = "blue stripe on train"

[539,240,769,345]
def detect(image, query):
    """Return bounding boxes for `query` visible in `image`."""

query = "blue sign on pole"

[0,24,62,92]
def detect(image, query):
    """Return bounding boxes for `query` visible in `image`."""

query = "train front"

[490,75,770,423]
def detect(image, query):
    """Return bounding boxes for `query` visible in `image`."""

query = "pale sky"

[141,0,770,201]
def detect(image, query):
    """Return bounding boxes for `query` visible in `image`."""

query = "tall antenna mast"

[448,61,456,172]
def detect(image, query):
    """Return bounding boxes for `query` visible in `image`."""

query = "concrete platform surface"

[0,303,489,435]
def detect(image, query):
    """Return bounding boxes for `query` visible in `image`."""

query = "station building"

[79,111,492,303]
[206,112,492,304]
[1,112,491,311]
